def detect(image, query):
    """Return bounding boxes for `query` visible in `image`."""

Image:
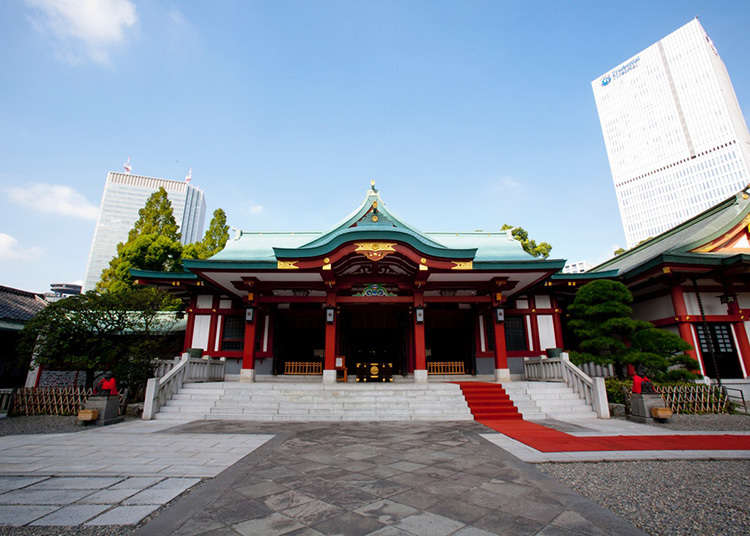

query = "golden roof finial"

[370,179,377,192]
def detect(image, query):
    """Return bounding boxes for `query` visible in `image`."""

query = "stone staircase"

[155,382,474,422]
[456,383,522,420]
[501,381,597,420]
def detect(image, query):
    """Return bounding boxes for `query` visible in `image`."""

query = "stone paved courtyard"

[134,421,645,536]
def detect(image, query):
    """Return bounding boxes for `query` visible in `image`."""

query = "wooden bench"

[284,361,323,375]
[427,361,465,375]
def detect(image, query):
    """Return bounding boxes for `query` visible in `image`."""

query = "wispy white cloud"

[488,175,523,194]
[7,183,99,220]
[25,0,137,64]
[0,234,43,261]
[249,204,264,215]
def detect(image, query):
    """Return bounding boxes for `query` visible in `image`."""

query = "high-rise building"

[592,18,750,247]
[83,171,206,291]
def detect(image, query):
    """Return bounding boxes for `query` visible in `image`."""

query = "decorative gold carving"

[420,258,427,264]
[322,263,332,271]
[324,257,330,263]
[451,261,473,270]
[419,264,428,271]
[372,215,379,222]
[662,267,671,274]
[692,214,750,252]
[277,260,299,270]
[354,242,396,262]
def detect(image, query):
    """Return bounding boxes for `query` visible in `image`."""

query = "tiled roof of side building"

[0,285,48,324]
[588,187,750,277]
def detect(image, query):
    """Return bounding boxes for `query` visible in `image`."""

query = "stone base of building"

[495,368,511,382]
[414,370,428,383]
[322,370,336,384]
[240,369,255,382]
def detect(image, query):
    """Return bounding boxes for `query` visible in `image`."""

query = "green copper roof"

[590,188,750,277]
[204,185,544,265]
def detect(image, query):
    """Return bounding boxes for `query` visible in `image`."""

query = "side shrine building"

[134,183,750,383]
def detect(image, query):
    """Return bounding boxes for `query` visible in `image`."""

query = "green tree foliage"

[98,188,183,292]
[501,224,552,258]
[613,247,626,256]
[20,288,182,396]
[182,209,230,260]
[567,280,700,381]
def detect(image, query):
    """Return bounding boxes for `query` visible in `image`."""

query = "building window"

[221,316,244,351]
[505,316,527,352]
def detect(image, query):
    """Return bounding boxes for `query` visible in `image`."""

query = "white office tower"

[592,18,750,247]
[83,171,206,291]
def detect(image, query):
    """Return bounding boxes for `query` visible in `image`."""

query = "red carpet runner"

[455,382,750,453]
[456,382,522,420]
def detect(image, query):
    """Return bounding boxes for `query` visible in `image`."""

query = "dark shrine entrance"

[272,305,325,375]
[425,305,476,375]
[339,305,411,376]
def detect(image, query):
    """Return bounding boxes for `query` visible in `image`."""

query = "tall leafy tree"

[501,224,552,258]
[20,288,182,393]
[568,280,699,381]
[97,188,183,292]
[183,209,230,260]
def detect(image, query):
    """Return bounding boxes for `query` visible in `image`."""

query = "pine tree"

[568,280,699,381]
[183,208,230,260]
[97,188,183,293]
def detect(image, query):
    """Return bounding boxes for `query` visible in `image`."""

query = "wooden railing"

[524,353,610,418]
[427,361,465,375]
[284,361,323,375]
[142,355,226,420]
[8,387,127,417]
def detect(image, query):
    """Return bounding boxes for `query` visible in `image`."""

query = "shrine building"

[133,183,750,385]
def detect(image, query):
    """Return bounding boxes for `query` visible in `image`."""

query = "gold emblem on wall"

[451,261,473,270]
[354,242,396,261]
[277,260,299,270]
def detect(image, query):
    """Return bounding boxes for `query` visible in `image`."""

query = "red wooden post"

[413,291,427,382]
[529,295,540,355]
[183,296,196,352]
[727,301,750,378]
[323,292,337,383]
[551,296,564,349]
[241,308,257,381]
[493,316,508,381]
[670,284,702,372]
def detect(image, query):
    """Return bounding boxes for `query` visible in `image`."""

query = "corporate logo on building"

[601,56,640,86]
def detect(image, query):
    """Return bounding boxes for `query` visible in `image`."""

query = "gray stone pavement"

[0,419,272,527]
[134,421,646,536]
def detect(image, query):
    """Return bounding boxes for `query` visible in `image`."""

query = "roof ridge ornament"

[370,179,377,193]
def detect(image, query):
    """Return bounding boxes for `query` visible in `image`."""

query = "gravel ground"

[538,460,750,536]
[646,413,750,431]
[0,415,84,436]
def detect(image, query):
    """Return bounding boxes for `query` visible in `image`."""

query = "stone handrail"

[523,353,610,418]
[142,356,226,420]
[154,358,181,379]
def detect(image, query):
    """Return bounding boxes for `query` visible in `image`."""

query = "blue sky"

[2,1,750,292]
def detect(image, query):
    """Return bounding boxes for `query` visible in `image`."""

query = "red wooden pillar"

[551,296,564,349]
[670,284,701,372]
[413,291,427,382]
[241,311,256,381]
[323,292,337,383]
[728,301,750,378]
[183,296,196,352]
[493,316,509,382]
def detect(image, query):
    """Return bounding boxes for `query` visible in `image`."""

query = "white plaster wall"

[219,299,232,309]
[537,315,556,350]
[535,295,551,309]
[684,292,725,316]
[632,295,674,321]
[192,314,211,350]
[197,295,213,309]
[516,298,529,309]
[737,293,750,309]
[663,325,680,336]
[215,315,223,351]
[525,315,534,351]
